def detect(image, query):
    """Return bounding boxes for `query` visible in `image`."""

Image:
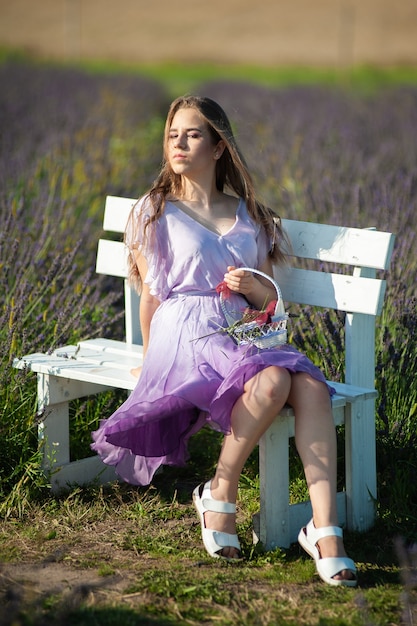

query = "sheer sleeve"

[124,195,170,299]
[125,196,151,252]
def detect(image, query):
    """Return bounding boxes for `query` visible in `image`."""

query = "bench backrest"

[96,195,395,387]
[275,220,394,389]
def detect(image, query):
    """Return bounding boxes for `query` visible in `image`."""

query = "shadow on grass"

[151,426,226,502]
[1,592,177,626]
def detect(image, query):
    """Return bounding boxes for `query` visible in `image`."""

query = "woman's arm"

[130,250,160,378]
[223,258,276,310]
[134,250,160,355]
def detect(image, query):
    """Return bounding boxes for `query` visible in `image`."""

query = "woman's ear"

[213,140,226,160]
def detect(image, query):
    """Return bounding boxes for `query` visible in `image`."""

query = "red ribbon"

[216,281,231,299]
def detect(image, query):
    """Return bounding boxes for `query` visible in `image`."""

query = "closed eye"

[169,127,204,140]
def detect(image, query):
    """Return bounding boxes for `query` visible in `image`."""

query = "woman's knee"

[245,366,291,407]
[288,373,331,412]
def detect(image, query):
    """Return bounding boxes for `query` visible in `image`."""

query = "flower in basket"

[243,300,277,326]
[215,280,286,347]
[192,279,287,347]
[216,280,277,326]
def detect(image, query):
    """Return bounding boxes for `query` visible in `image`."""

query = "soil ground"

[1,0,417,67]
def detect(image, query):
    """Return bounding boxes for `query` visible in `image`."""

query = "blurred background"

[1,0,417,68]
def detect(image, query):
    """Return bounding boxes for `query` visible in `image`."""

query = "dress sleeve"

[125,195,170,300]
[125,196,150,251]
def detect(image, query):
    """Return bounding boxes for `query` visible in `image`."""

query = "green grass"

[129,62,417,96]
[0,428,414,625]
[0,477,409,626]
[0,424,413,624]
[3,46,417,98]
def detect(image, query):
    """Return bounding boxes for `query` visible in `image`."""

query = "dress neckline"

[168,198,242,238]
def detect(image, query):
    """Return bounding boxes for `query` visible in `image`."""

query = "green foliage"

[0,60,165,509]
[78,58,417,98]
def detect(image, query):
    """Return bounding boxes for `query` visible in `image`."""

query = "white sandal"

[193,481,242,560]
[298,518,357,587]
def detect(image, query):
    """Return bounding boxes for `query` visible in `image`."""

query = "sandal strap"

[202,497,236,514]
[209,531,241,551]
[201,481,236,514]
[317,556,357,580]
[306,519,343,544]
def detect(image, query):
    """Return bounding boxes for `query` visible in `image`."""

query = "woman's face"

[166,107,223,180]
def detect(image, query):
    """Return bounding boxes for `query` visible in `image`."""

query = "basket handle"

[220,266,286,326]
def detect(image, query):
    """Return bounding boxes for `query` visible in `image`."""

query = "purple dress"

[91,197,331,485]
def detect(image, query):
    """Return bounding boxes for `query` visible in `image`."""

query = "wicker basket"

[219,267,288,349]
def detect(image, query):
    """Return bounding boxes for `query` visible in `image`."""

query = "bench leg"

[37,374,118,491]
[37,375,71,470]
[38,402,71,470]
[258,414,291,549]
[256,406,349,549]
[345,399,377,532]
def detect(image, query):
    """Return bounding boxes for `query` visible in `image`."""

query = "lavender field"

[1,59,416,536]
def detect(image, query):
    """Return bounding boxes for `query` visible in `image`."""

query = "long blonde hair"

[126,95,288,289]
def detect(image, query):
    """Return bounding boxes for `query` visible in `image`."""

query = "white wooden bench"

[13,195,395,549]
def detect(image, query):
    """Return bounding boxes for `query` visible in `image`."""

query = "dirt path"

[1,0,417,66]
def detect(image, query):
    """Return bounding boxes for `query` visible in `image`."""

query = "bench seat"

[15,339,143,391]
[14,337,377,546]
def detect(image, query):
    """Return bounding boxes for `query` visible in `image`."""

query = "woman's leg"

[205,366,291,558]
[288,372,354,581]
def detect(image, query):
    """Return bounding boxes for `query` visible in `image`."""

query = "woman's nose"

[174,133,186,148]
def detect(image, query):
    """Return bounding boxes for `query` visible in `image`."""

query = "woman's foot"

[315,533,356,582]
[203,509,240,559]
[193,481,242,560]
[298,519,357,586]
[130,365,142,378]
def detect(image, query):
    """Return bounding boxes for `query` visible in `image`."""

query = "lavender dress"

[91,197,331,485]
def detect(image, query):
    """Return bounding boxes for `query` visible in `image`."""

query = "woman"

[92,95,357,586]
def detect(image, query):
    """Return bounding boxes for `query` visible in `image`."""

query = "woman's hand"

[223,266,256,295]
[223,264,276,310]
